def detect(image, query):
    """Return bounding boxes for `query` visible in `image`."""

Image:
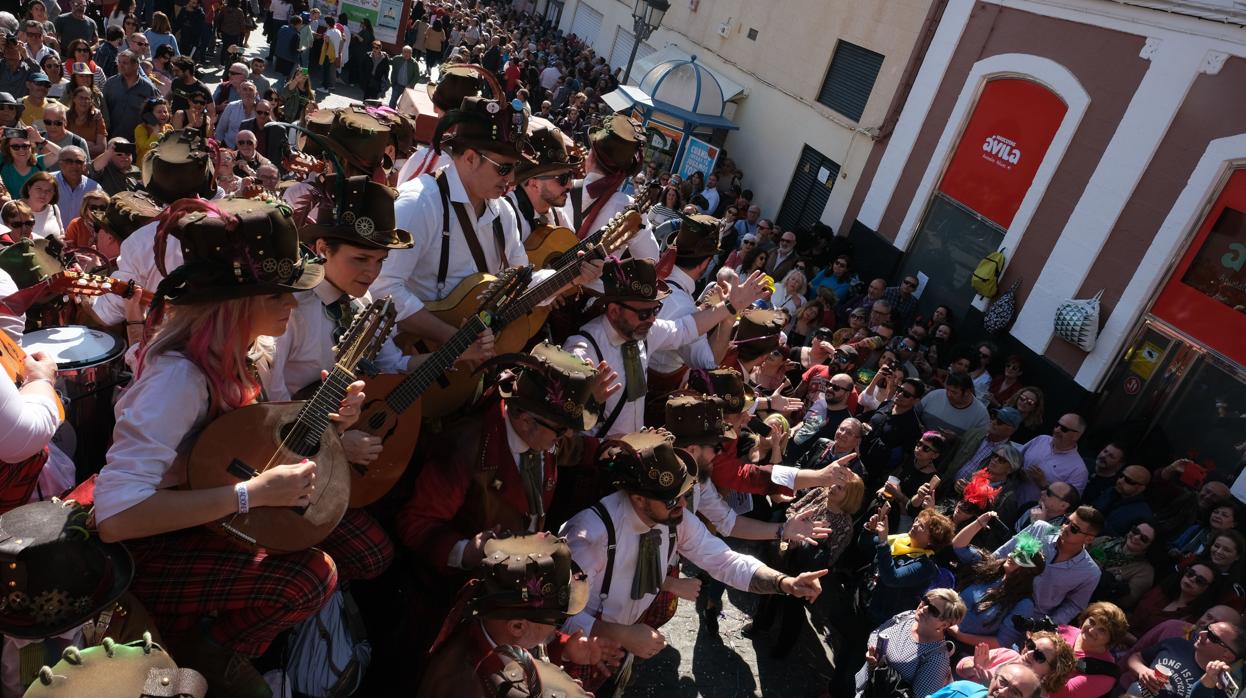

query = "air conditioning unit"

[717,18,732,37]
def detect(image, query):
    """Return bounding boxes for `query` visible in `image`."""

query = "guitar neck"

[496,257,585,328]
[384,316,485,413]
[549,229,601,271]
[288,365,355,454]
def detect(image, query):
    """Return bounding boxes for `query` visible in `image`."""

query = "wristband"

[776,523,785,541]
[235,482,250,514]
[777,574,791,594]
[724,299,738,314]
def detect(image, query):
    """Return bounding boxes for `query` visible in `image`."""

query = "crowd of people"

[0,1,1244,698]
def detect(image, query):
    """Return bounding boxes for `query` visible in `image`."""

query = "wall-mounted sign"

[677,136,719,181]
[937,78,1068,229]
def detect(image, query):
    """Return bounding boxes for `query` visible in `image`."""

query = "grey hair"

[0,13,18,33]
[58,145,85,161]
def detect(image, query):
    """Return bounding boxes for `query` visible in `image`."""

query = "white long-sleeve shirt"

[0,371,61,463]
[648,265,715,374]
[92,219,180,326]
[558,172,659,262]
[0,268,24,341]
[559,490,761,636]
[565,313,700,437]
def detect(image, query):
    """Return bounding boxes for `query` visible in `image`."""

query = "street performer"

[395,64,488,186]
[93,199,390,697]
[504,119,580,241]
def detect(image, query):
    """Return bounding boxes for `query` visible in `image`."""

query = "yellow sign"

[1128,341,1164,380]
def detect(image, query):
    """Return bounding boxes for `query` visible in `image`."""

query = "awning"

[601,86,739,131]
[601,85,653,114]
[630,45,747,102]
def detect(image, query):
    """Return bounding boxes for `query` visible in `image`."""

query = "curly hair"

[1029,630,1076,695]
[1075,601,1129,646]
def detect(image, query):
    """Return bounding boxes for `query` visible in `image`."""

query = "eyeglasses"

[229,71,245,77]
[87,204,107,212]
[59,158,84,164]
[255,110,271,116]
[902,279,918,288]
[916,442,938,453]
[1063,521,1087,536]
[43,119,63,126]
[6,219,34,228]
[827,384,851,393]
[532,415,567,433]
[1023,639,1049,664]
[1054,422,1080,434]
[191,100,208,106]
[75,47,90,53]
[1042,487,1066,501]
[617,302,662,320]
[476,150,518,177]
[1128,526,1152,544]
[741,240,755,246]
[658,489,691,510]
[236,139,255,145]
[1017,395,1037,405]
[1201,626,1237,655]
[1119,472,1144,487]
[897,389,917,399]
[1185,568,1214,586]
[133,41,149,46]
[536,172,573,186]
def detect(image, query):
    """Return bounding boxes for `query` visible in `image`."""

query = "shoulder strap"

[581,331,626,438]
[590,502,616,600]
[1075,656,1120,679]
[434,170,454,293]
[570,184,584,230]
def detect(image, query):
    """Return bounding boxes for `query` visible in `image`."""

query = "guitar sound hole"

[367,412,385,429]
[279,422,322,458]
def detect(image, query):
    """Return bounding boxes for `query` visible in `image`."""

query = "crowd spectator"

[51,144,96,218]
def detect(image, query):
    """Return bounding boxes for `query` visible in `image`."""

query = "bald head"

[990,662,1041,698]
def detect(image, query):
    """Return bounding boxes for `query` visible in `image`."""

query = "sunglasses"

[1186,568,1214,586]
[532,415,567,433]
[7,219,34,228]
[43,119,63,126]
[75,47,90,53]
[902,279,918,287]
[255,110,271,116]
[980,353,992,360]
[741,240,755,246]
[1128,526,1152,544]
[658,489,691,510]
[236,139,255,145]
[618,302,662,320]
[828,384,851,393]
[920,598,945,619]
[897,389,917,399]
[478,151,517,177]
[1201,626,1237,655]
[917,442,938,453]
[536,172,573,186]
[59,158,84,164]
[9,143,29,150]
[229,71,245,77]
[87,204,107,212]
[1063,521,1088,536]
[191,100,208,106]
[1054,423,1081,434]
[1023,639,1049,664]
[1119,472,1144,487]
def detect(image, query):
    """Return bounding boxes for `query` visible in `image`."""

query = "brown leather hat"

[476,645,592,698]
[0,500,134,640]
[515,118,583,184]
[427,64,485,112]
[489,341,599,432]
[436,96,537,164]
[472,532,589,624]
[90,191,162,241]
[686,367,754,414]
[732,308,786,354]
[665,393,736,447]
[161,199,323,305]
[603,430,697,502]
[22,635,206,698]
[140,129,214,204]
[598,257,670,304]
[588,114,644,175]
[298,175,413,250]
[670,213,723,262]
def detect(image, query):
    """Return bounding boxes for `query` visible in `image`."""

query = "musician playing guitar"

[0,330,61,514]
[94,200,390,698]
[269,176,420,472]
[371,96,603,362]
[503,120,579,241]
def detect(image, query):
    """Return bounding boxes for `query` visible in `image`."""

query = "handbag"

[1053,290,1103,351]
[983,279,1020,334]
[859,662,911,698]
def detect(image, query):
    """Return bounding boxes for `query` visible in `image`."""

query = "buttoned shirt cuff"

[448,538,469,569]
[770,465,800,490]
[560,610,596,638]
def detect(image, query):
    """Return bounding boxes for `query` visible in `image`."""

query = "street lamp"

[622,0,670,84]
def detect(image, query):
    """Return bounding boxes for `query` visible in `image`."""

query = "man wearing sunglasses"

[238,99,288,166]
[1125,618,1244,697]
[168,56,211,114]
[1016,412,1089,504]
[51,144,98,218]
[40,103,88,157]
[991,506,1104,648]
[559,430,826,695]
[944,406,1022,485]
[932,661,1042,698]
[503,121,578,241]
[1089,464,1154,536]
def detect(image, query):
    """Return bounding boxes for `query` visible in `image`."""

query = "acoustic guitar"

[0,270,152,318]
[399,210,642,418]
[184,297,396,552]
[348,267,530,506]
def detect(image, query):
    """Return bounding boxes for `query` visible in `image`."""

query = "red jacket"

[709,437,793,497]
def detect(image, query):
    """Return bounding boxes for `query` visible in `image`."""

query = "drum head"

[21,326,125,370]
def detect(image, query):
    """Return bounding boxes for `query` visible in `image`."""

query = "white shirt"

[371,160,532,322]
[694,477,739,536]
[92,219,180,326]
[0,268,23,341]
[95,352,210,522]
[539,66,561,91]
[0,370,60,463]
[565,313,700,437]
[31,204,64,240]
[558,172,660,263]
[270,0,292,21]
[699,187,720,215]
[559,491,761,636]
[503,189,566,243]
[648,266,715,374]
[267,280,410,401]
[394,144,445,188]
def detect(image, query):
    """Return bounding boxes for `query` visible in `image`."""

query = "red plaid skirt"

[0,448,49,515]
[125,509,393,657]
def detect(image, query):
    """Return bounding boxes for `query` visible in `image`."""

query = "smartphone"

[115,142,136,156]
[748,415,772,437]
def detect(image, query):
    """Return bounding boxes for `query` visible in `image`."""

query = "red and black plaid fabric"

[0,448,49,515]
[125,509,393,657]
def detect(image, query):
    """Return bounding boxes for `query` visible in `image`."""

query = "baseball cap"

[992,406,1022,428]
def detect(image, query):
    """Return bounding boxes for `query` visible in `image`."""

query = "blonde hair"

[924,588,967,624]
[78,189,109,220]
[838,470,865,515]
[781,269,808,296]
[1029,630,1076,695]
[916,508,955,550]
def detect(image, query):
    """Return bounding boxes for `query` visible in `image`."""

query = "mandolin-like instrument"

[184,297,396,552]
[348,268,530,506]
[397,210,642,418]
[0,270,152,318]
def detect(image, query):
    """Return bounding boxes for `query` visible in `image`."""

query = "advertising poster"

[677,136,719,181]
[337,0,402,45]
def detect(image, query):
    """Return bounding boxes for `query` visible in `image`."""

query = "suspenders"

[434,170,507,296]
[580,332,627,438]
[589,502,677,605]
[570,185,584,231]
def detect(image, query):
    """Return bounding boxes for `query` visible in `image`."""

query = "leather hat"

[665,393,736,447]
[436,96,537,164]
[588,114,644,176]
[160,199,323,305]
[427,64,485,113]
[140,129,214,204]
[670,213,723,261]
[515,118,583,184]
[472,532,589,624]
[603,430,697,502]
[298,175,413,249]
[686,367,754,414]
[301,106,395,176]
[22,634,206,698]
[490,341,599,432]
[0,500,134,640]
[476,645,591,698]
[598,257,670,304]
[91,191,162,242]
[732,308,786,354]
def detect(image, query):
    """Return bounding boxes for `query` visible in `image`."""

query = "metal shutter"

[817,40,884,122]
[569,2,603,46]
[777,145,839,232]
[609,28,656,71]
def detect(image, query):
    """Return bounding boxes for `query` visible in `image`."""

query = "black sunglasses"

[7,219,35,228]
[827,383,850,393]
[920,598,944,619]
[618,302,662,320]
[87,204,107,212]
[537,172,573,186]
[1054,423,1081,434]
[1201,626,1238,655]
[1023,639,1049,664]
[1128,526,1152,544]
[897,389,917,399]
[478,151,517,177]
[1185,568,1214,586]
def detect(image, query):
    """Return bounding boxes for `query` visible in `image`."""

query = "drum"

[21,326,126,474]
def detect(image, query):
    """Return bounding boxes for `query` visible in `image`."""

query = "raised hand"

[589,359,622,404]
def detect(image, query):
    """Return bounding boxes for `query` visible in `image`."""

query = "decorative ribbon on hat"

[631,529,663,600]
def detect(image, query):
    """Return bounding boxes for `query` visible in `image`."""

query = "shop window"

[1179,206,1246,317]
[899,193,1006,319]
[817,41,884,122]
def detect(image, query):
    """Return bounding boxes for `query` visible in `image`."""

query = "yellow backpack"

[972,249,1007,298]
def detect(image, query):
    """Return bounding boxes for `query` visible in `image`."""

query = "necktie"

[631,528,663,599]
[620,340,647,402]
[519,450,545,521]
[325,294,359,344]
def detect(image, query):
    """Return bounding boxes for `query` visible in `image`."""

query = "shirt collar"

[666,266,694,295]
[446,159,502,220]
[601,315,630,348]
[312,278,346,306]
[616,491,655,535]
[502,403,533,456]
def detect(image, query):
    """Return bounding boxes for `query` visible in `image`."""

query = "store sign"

[938,78,1067,229]
[334,0,403,45]
[677,137,719,181]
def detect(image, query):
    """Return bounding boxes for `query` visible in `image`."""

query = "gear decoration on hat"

[354,216,376,238]
[262,258,278,274]
[563,400,582,418]
[659,471,674,488]
[486,101,501,114]
[31,590,70,624]
[342,210,357,225]
[277,258,294,282]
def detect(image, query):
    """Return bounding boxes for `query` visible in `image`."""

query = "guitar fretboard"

[385,316,486,413]
[288,366,355,456]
